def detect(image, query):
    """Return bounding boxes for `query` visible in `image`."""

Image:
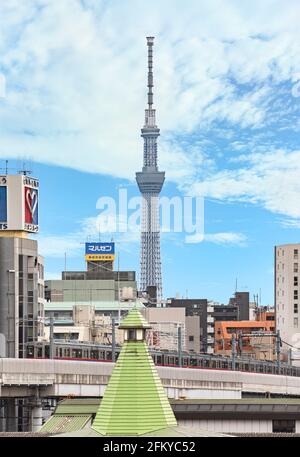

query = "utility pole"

[178,326,182,368]
[237,332,243,356]
[288,348,292,366]
[231,333,236,371]
[117,252,121,324]
[276,330,281,373]
[112,317,116,363]
[49,313,54,359]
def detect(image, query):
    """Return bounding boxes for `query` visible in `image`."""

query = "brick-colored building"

[215,320,276,360]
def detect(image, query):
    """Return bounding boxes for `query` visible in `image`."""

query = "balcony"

[207,326,214,333]
[207,306,214,313]
[207,316,214,323]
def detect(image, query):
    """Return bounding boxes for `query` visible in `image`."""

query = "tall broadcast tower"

[136,37,165,301]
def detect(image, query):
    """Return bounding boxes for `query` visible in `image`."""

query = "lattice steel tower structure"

[136,37,165,301]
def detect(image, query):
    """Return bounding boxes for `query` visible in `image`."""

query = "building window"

[294,304,298,314]
[294,263,298,273]
[294,249,298,260]
[273,420,295,433]
[294,318,298,328]
[294,277,298,287]
[128,329,136,340]
[189,336,194,342]
[294,290,298,300]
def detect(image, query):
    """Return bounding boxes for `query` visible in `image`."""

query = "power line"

[281,339,300,350]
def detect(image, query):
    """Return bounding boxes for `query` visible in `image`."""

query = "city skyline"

[0,1,300,304]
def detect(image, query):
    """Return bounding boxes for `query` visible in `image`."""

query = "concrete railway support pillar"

[0,400,5,432]
[30,400,43,432]
[6,398,17,432]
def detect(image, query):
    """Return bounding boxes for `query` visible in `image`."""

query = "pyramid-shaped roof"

[118,307,151,329]
[92,308,177,436]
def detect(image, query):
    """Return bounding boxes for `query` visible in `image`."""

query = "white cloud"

[187,231,247,245]
[0,0,300,219]
[38,233,82,257]
[188,149,300,219]
[37,212,140,258]
[204,232,247,246]
[280,218,300,229]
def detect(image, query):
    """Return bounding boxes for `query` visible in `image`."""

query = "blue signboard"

[85,242,115,255]
[0,186,7,222]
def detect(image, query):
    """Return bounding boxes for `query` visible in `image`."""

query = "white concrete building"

[275,243,300,357]
[142,307,186,352]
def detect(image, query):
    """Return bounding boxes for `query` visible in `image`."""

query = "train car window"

[273,420,295,433]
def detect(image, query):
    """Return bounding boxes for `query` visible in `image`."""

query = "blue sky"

[0,0,300,305]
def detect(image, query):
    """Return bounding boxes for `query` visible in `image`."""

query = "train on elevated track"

[27,340,300,378]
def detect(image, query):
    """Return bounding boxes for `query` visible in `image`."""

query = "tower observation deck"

[136,37,165,301]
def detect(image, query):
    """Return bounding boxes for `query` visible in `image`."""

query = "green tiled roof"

[40,415,91,434]
[118,307,151,329]
[55,398,100,415]
[92,308,177,436]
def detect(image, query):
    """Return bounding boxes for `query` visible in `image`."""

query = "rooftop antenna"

[235,277,238,293]
[259,288,262,306]
[18,161,32,176]
[0,160,18,175]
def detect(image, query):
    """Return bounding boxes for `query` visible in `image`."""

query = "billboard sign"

[24,186,38,226]
[0,185,7,229]
[0,175,39,233]
[85,242,115,261]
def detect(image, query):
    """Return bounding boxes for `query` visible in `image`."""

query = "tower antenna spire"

[146,36,154,109]
[136,36,165,302]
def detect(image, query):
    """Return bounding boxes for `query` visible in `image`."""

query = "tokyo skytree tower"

[136,37,165,301]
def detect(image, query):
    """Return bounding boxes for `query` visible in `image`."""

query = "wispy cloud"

[188,149,300,219]
[187,231,247,246]
[37,212,140,258]
[280,218,300,229]
[38,234,83,258]
[0,0,300,221]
